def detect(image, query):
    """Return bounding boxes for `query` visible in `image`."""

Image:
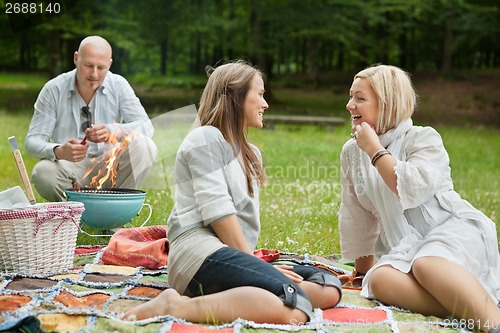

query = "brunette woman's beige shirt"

[166,126,261,294]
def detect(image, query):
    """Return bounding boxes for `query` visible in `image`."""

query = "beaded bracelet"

[371,149,391,166]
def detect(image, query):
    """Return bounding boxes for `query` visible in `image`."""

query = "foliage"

[0,0,499,78]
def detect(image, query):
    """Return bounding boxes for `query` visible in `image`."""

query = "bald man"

[25,36,157,202]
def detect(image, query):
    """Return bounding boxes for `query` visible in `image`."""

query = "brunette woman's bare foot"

[122,288,186,321]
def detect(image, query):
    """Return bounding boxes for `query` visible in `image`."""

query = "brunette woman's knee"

[283,308,308,326]
[321,286,342,309]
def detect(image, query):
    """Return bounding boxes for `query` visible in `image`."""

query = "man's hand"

[54,139,88,162]
[85,124,110,143]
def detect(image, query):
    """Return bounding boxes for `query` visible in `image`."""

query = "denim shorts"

[184,247,342,320]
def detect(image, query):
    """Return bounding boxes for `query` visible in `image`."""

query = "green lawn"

[1,110,498,254]
[0,72,498,255]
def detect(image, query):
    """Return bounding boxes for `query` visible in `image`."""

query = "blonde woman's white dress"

[339,119,500,303]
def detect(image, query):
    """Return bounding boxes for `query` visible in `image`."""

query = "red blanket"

[101,225,169,269]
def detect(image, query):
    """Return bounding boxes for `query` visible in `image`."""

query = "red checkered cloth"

[0,203,84,220]
[0,202,84,235]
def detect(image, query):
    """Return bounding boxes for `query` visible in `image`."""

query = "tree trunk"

[194,37,202,74]
[250,0,273,77]
[48,30,61,77]
[399,31,407,69]
[160,38,167,76]
[308,36,319,87]
[250,0,274,99]
[226,0,235,60]
[441,13,454,72]
[300,38,307,73]
[19,31,28,70]
[337,43,344,70]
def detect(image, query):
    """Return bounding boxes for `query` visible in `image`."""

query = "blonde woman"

[339,64,500,332]
[124,60,341,324]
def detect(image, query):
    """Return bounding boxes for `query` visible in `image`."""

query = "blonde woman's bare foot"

[122,288,186,321]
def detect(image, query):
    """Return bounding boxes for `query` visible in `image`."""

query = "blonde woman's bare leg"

[411,256,500,332]
[370,258,500,332]
[369,265,449,317]
[122,286,308,325]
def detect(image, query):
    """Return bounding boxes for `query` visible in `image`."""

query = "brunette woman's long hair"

[193,60,266,196]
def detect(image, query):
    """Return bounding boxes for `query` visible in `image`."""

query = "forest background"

[2,0,500,79]
[0,0,499,253]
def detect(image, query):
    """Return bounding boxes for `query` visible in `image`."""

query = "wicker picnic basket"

[0,202,84,274]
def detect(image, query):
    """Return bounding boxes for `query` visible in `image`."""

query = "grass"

[0,72,498,255]
[253,124,499,255]
[1,111,498,254]
[252,125,348,255]
[0,72,48,89]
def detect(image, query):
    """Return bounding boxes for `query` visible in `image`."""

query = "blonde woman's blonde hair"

[354,64,417,134]
[195,60,265,196]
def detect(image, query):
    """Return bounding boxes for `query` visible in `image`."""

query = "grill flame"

[78,133,133,190]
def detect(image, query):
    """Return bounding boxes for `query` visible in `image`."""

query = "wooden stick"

[8,136,36,205]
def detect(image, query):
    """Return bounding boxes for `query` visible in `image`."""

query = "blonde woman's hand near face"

[354,123,384,157]
[355,122,399,194]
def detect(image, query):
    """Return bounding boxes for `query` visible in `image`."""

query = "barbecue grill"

[65,188,149,230]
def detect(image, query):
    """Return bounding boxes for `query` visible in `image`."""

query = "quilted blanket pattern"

[0,247,463,332]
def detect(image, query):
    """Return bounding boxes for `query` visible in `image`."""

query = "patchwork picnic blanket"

[0,246,463,333]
